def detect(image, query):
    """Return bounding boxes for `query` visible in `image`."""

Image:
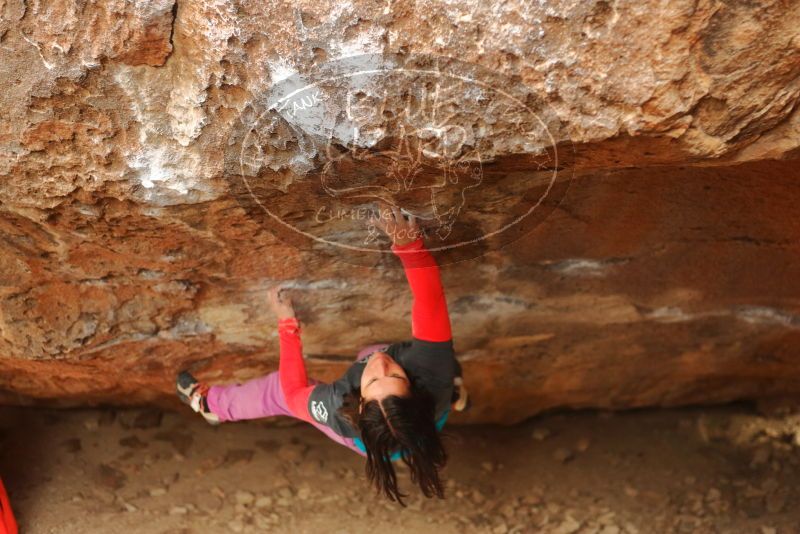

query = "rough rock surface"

[0,0,799,422]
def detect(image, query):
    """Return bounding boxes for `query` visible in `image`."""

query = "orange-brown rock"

[0,0,799,423]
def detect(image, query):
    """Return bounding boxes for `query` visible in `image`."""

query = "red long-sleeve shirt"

[0,477,17,534]
[278,236,452,420]
[277,316,315,423]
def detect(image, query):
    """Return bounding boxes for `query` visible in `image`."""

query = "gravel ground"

[0,400,798,534]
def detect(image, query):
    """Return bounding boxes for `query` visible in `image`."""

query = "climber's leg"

[202,343,389,422]
[205,371,292,422]
[205,370,366,455]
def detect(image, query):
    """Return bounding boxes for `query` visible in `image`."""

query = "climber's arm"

[391,236,452,342]
[277,317,315,423]
[268,288,315,423]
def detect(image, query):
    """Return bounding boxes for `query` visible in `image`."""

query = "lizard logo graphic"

[311,400,328,423]
[319,123,484,242]
[231,53,573,268]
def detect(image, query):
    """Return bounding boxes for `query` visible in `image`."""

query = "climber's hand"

[267,286,295,320]
[451,376,470,412]
[369,202,421,247]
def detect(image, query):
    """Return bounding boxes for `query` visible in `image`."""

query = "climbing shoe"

[176,370,221,425]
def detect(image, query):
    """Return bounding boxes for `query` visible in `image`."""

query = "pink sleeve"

[277,317,315,423]
[391,237,453,342]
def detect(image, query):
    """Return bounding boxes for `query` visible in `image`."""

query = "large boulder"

[0,0,798,423]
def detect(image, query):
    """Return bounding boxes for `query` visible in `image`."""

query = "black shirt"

[307,337,461,437]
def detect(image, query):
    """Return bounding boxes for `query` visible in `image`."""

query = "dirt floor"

[0,400,798,534]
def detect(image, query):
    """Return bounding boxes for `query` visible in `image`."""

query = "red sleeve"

[391,237,452,342]
[277,317,315,423]
[0,477,17,534]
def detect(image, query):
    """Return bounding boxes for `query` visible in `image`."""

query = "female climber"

[175,204,467,505]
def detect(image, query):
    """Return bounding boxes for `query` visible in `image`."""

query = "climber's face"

[360,352,410,403]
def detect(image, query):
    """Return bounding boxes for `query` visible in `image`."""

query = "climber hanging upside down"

[176,203,468,505]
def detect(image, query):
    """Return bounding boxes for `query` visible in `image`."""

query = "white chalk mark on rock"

[736,306,799,327]
[20,32,54,70]
[543,258,630,277]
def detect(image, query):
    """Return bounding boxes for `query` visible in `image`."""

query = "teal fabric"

[353,409,450,461]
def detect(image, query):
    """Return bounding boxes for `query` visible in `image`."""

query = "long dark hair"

[339,387,447,506]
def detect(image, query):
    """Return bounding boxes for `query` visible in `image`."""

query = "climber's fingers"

[370,201,396,234]
[266,288,280,311]
[404,211,418,233]
[266,286,280,302]
[368,208,387,233]
[369,202,421,244]
[267,286,296,321]
[391,205,412,242]
[267,286,292,308]
[390,204,403,224]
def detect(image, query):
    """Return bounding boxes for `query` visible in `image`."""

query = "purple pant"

[206,343,390,456]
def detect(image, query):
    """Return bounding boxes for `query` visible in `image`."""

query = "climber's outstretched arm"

[370,204,452,342]
[391,237,452,342]
[268,288,314,423]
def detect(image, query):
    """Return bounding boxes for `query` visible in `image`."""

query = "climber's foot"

[176,370,221,425]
